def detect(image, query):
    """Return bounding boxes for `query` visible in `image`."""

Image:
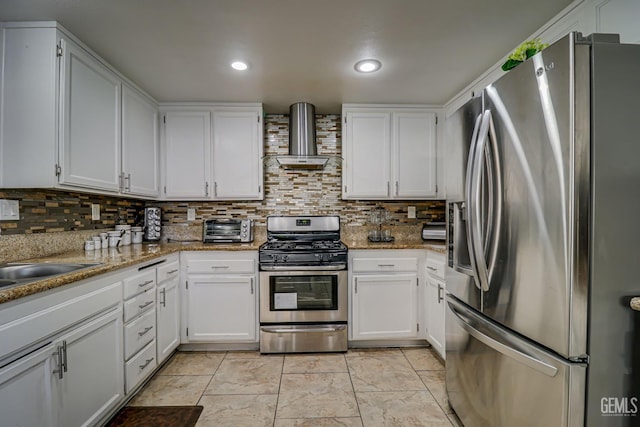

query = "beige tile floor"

[129,347,463,427]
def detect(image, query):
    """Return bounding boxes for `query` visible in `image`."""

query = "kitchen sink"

[0,263,101,289]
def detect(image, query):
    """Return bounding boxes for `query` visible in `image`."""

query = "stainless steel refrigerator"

[445,32,640,427]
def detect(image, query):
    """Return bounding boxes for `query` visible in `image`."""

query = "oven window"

[269,275,338,311]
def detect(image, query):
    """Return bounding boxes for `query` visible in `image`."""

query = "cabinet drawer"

[124,308,156,360]
[123,288,156,323]
[125,339,157,394]
[352,257,418,273]
[157,260,179,283]
[123,270,156,300]
[426,259,445,279]
[187,259,254,274]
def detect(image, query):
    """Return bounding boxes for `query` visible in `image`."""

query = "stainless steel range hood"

[276,102,329,169]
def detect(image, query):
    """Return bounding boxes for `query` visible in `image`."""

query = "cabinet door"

[187,274,256,342]
[427,276,446,357]
[157,278,180,363]
[162,111,211,199]
[53,307,124,427]
[393,112,437,198]
[59,38,121,192]
[0,343,55,427]
[352,273,418,340]
[212,111,263,200]
[342,111,390,199]
[595,0,640,44]
[122,85,159,197]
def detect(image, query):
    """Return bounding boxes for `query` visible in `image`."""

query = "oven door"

[259,270,347,323]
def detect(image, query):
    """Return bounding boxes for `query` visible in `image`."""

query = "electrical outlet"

[0,199,19,220]
[91,204,100,220]
[187,208,196,221]
[408,206,416,219]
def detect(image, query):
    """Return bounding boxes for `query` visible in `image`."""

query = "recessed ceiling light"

[231,61,249,71]
[354,59,382,73]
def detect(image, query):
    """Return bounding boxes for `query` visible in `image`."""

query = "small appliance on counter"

[143,207,161,241]
[203,219,253,243]
[422,222,446,241]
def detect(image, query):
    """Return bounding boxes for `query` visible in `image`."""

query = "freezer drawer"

[445,296,585,427]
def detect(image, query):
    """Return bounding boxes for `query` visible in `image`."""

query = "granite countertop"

[0,233,445,305]
[631,297,640,311]
[0,241,263,305]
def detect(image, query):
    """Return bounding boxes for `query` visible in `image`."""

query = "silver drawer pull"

[211,266,229,269]
[138,279,154,287]
[139,357,154,370]
[138,301,154,310]
[138,326,154,336]
[167,269,178,274]
[378,264,395,267]
[427,266,438,271]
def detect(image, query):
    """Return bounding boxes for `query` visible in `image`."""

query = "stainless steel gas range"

[258,215,348,353]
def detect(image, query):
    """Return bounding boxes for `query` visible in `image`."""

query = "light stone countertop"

[0,230,446,305]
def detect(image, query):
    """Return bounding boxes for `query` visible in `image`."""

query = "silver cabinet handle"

[160,288,166,307]
[138,326,154,337]
[437,284,444,303]
[387,181,390,196]
[139,357,154,370]
[53,340,67,379]
[395,181,399,195]
[205,181,209,196]
[378,264,395,268]
[250,277,254,294]
[211,265,229,269]
[125,173,131,192]
[354,277,358,294]
[138,279,154,287]
[427,266,438,272]
[167,269,178,275]
[214,182,218,197]
[138,301,154,310]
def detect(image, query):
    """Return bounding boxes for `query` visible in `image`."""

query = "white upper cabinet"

[212,110,263,200]
[122,85,159,197]
[59,38,121,192]
[342,105,439,200]
[393,111,437,198]
[160,104,264,201]
[161,110,211,199]
[594,0,640,44]
[0,22,159,198]
[342,111,391,198]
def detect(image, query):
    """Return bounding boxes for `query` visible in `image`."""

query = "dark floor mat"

[105,405,203,427]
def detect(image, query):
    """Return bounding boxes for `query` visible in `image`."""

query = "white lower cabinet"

[425,251,446,358]
[0,274,124,427]
[183,251,258,343]
[122,265,157,394]
[53,307,123,427]
[0,343,56,427]
[350,250,421,341]
[156,257,180,363]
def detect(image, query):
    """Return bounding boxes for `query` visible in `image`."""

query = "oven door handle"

[261,325,347,334]
[260,264,347,271]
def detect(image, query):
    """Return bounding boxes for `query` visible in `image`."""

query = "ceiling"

[0,0,574,113]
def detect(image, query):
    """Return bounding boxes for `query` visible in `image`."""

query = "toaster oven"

[203,219,253,243]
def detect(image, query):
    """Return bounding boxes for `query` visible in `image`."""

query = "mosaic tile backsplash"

[0,114,444,244]
[159,114,445,229]
[0,189,145,235]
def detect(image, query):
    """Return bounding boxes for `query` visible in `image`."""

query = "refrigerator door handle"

[464,113,484,290]
[469,111,492,291]
[448,299,559,377]
[484,112,502,285]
